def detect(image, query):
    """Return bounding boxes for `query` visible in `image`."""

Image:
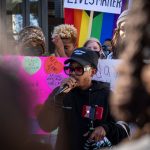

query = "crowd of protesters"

[0,0,150,150]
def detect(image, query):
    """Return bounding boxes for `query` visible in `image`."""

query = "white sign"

[128,0,133,9]
[64,0,122,14]
[93,59,122,90]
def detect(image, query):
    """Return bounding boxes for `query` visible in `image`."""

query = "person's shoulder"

[100,81,110,90]
[92,80,110,91]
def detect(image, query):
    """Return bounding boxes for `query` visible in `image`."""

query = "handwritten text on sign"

[64,0,122,14]
[93,59,121,90]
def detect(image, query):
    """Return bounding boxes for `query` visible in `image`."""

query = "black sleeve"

[102,119,129,145]
[37,87,65,132]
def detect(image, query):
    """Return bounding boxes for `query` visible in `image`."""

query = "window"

[0,0,65,54]
[29,0,39,26]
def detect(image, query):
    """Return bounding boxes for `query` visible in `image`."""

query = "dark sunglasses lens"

[74,67,84,75]
[64,66,84,76]
[64,66,70,75]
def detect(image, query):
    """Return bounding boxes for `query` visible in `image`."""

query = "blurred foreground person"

[0,64,52,150]
[37,48,129,150]
[110,0,150,149]
[0,65,30,150]
[18,26,46,56]
[51,24,77,57]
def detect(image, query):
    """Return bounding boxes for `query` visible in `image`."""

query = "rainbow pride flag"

[64,0,128,47]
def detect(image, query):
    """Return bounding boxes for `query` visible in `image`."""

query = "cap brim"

[64,58,89,66]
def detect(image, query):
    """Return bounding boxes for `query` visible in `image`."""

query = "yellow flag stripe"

[78,11,90,47]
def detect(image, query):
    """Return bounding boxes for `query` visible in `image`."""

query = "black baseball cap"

[64,47,99,69]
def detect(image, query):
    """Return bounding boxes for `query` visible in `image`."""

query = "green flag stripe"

[91,13,103,40]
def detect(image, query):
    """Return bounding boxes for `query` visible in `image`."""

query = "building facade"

[0,0,64,54]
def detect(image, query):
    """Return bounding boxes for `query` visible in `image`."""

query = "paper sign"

[64,0,122,14]
[93,59,121,90]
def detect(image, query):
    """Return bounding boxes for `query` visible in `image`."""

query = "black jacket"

[37,80,128,150]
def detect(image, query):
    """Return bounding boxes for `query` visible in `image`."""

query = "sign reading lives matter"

[64,0,122,14]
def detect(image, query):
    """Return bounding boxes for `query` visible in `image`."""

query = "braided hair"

[18,26,46,55]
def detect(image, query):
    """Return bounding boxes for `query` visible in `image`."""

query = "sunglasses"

[64,65,91,76]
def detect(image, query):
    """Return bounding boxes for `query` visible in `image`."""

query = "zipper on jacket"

[88,88,92,106]
[88,88,95,130]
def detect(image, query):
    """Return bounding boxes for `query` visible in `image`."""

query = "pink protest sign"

[1,56,120,135]
[1,56,67,119]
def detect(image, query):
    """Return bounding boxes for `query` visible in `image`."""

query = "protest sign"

[64,0,122,14]
[1,56,121,134]
[93,59,121,90]
[1,56,120,112]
